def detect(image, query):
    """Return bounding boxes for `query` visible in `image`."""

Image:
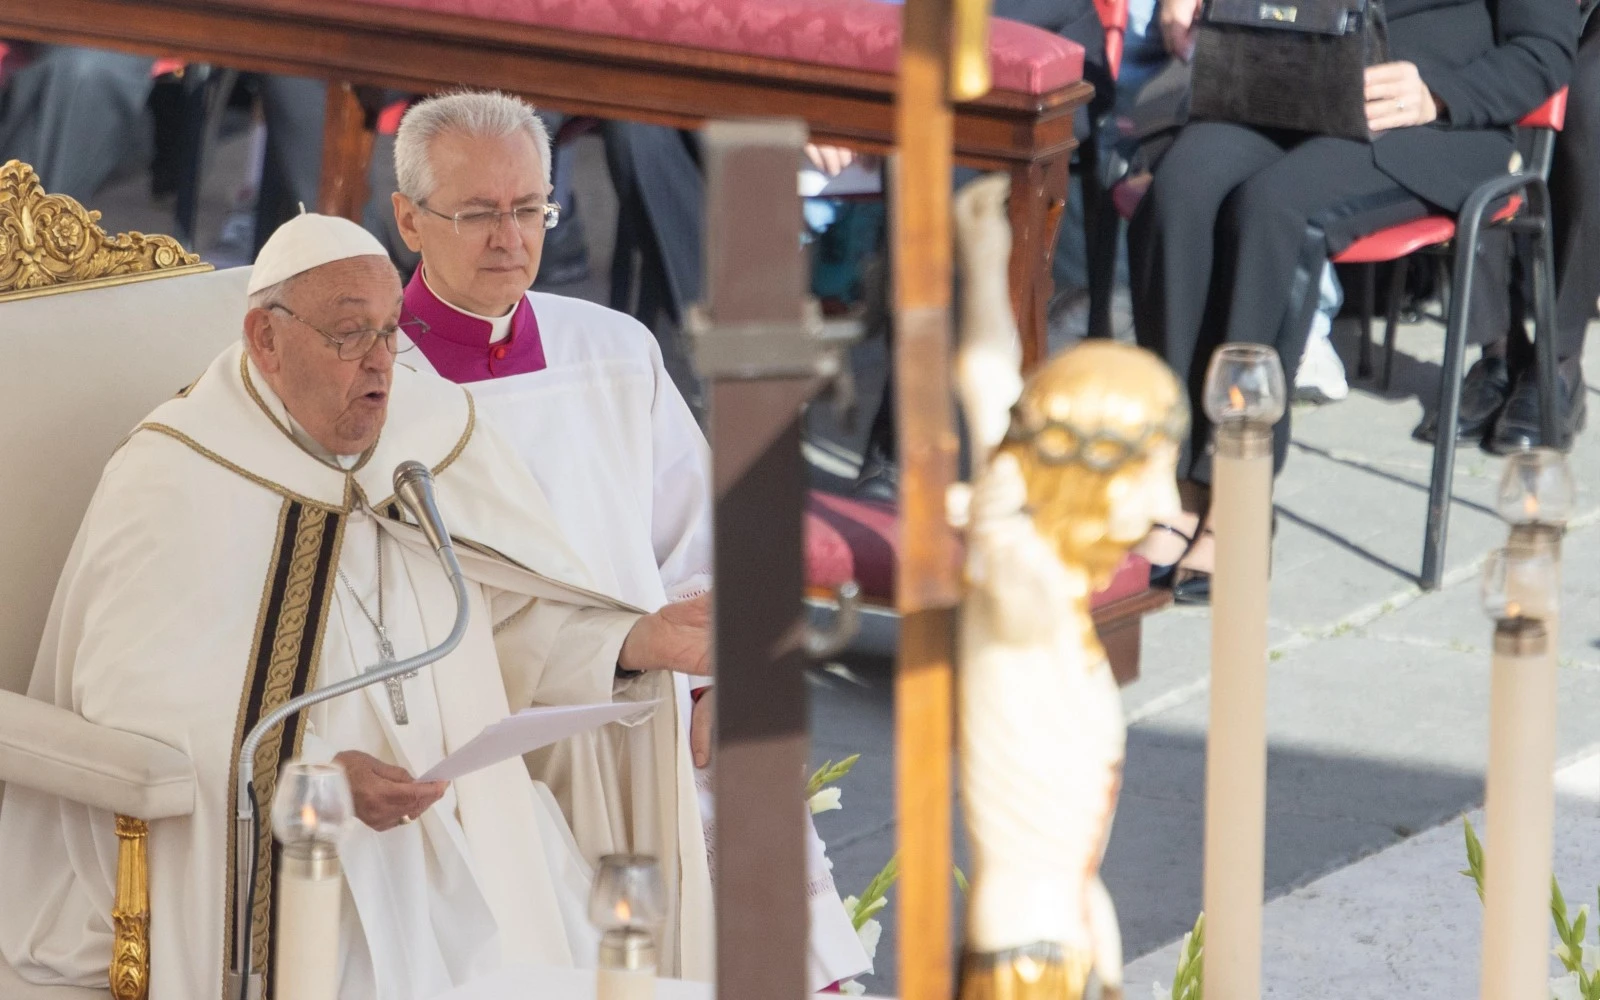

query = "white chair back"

[0,267,249,707]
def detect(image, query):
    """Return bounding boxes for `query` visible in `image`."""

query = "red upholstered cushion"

[347,0,1083,95]
[804,490,1152,611]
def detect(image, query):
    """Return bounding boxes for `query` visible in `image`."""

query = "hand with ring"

[334,750,447,832]
[1365,61,1441,133]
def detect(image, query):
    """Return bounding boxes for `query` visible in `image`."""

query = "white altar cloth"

[431,965,888,1000]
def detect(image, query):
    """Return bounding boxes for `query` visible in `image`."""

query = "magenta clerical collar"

[404,266,546,384]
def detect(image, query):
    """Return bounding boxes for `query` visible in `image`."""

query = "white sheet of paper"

[417,701,657,783]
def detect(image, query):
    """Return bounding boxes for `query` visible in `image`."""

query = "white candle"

[597,966,656,1000]
[1202,420,1273,1000]
[1479,618,1558,1000]
[597,927,657,1000]
[273,845,343,1000]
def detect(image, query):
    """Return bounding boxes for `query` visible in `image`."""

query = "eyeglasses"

[268,304,426,361]
[417,200,561,237]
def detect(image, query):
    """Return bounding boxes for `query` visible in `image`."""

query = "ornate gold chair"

[0,161,250,999]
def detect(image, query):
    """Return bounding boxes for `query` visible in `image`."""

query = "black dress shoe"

[1414,356,1512,444]
[852,453,899,503]
[1487,359,1588,454]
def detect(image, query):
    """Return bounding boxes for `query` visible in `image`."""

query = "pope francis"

[0,214,712,999]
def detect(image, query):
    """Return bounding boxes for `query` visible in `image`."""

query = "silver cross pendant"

[372,626,416,726]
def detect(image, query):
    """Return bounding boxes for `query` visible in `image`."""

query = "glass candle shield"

[270,761,356,846]
[1202,344,1287,427]
[589,855,666,931]
[1496,448,1576,526]
[1481,545,1559,622]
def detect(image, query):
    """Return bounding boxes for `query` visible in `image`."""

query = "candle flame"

[615,899,633,924]
[1506,601,1521,618]
[300,804,317,829]
[1524,494,1539,518]
[1228,386,1245,411]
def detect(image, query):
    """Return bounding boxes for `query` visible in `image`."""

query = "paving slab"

[1127,753,1600,999]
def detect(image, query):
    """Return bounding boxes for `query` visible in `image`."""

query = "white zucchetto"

[247,212,392,295]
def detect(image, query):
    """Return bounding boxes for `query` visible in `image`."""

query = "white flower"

[1550,973,1581,1000]
[1582,943,1600,974]
[838,980,867,995]
[857,917,883,966]
[1555,942,1575,966]
[809,787,843,814]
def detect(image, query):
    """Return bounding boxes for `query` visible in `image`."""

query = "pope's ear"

[243,307,282,375]
[393,192,425,253]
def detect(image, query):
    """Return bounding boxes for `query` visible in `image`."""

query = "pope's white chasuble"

[0,341,703,999]
[406,288,870,988]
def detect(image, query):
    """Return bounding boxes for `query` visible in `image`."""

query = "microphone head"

[393,459,433,495]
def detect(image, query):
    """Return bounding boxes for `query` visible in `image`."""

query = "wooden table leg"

[318,81,373,222]
[1008,155,1070,371]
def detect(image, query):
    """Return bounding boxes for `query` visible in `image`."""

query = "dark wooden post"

[317,81,373,221]
[696,119,854,1000]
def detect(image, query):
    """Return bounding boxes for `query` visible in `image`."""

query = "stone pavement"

[87,122,1600,998]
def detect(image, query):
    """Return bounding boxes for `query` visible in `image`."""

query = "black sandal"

[1171,511,1279,606]
[1147,521,1199,590]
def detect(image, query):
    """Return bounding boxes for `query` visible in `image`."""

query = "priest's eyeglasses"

[268,305,426,361]
[417,200,561,237]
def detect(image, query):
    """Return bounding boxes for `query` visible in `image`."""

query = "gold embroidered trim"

[238,352,378,474]
[220,499,293,999]
[135,423,346,515]
[220,501,343,997]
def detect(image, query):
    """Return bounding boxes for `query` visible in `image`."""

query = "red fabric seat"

[349,0,1084,95]
[804,489,1152,612]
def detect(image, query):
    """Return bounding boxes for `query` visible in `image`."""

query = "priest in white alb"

[387,90,870,989]
[0,214,712,999]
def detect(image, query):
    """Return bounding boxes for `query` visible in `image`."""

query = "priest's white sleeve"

[645,334,714,592]
[490,593,639,710]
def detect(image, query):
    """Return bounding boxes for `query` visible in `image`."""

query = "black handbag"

[1189,0,1390,142]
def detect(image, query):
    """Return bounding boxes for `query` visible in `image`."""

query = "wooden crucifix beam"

[892,1,984,999]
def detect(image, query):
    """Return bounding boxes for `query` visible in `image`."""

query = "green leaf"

[1462,818,1486,903]
[805,754,862,799]
[1555,876,1575,945]
[850,855,900,931]
[1168,912,1204,1000]
[953,866,969,894]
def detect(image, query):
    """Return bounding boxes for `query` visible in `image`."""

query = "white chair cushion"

[0,693,194,819]
[0,950,108,1000]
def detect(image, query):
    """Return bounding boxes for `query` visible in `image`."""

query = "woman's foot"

[1137,514,1201,588]
[1171,523,1214,605]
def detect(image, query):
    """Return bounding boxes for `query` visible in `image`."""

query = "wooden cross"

[892,3,993,999]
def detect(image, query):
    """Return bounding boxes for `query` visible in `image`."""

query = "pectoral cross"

[368,625,418,726]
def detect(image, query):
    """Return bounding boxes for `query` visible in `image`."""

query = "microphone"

[394,460,449,553]
[229,461,471,1000]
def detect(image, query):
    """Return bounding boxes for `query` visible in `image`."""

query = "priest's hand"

[618,592,711,677]
[690,687,715,768]
[334,750,448,832]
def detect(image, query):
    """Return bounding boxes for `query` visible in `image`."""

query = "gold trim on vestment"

[135,423,347,515]
[110,816,150,1000]
[0,160,210,302]
[221,500,344,998]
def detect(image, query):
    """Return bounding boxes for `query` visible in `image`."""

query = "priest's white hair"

[395,90,553,202]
